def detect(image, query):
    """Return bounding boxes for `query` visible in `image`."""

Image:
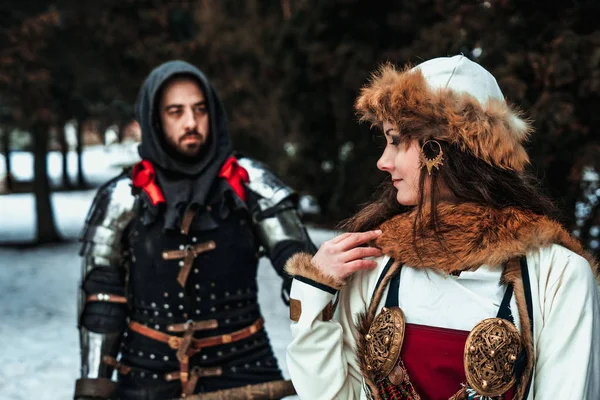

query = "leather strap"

[520,256,535,399]
[101,355,131,375]
[178,249,197,287]
[86,293,127,304]
[371,257,396,299]
[167,366,224,396]
[177,329,194,362]
[73,377,117,400]
[184,368,198,396]
[162,241,216,260]
[167,319,218,333]
[161,241,216,287]
[180,206,199,235]
[165,366,223,381]
[129,318,264,350]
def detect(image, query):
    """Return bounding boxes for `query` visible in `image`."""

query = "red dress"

[376,267,518,400]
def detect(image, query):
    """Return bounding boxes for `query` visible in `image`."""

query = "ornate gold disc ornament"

[420,140,444,175]
[364,306,406,382]
[463,318,522,397]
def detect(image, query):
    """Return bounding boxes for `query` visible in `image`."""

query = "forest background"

[1,0,599,258]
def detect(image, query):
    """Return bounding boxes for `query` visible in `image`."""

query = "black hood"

[135,60,235,231]
[136,60,231,176]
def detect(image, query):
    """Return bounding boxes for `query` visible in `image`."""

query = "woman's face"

[376,122,423,206]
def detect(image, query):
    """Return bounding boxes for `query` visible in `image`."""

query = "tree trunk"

[76,118,87,188]
[281,0,292,19]
[117,122,127,143]
[1,127,13,192]
[59,121,72,189]
[32,123,61,243]
[98,120,109,146]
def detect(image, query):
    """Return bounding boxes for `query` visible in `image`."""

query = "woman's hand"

[312,230,383,282]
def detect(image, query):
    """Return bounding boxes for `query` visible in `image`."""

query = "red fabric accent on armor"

[131,160,165,206]
[218,156,249,201]
[401,323,514,400]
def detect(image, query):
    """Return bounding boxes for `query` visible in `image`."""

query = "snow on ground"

[0,143,140,189]
[0,189,99,243]
[0,146,337,400]
[0,188,335,400]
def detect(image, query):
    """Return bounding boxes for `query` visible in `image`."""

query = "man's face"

[159,77,209,157]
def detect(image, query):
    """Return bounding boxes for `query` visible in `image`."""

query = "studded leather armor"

[76,157,314,399]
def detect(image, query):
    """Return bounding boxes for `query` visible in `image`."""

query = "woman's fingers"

[338,230,382,251]
[329,232,353,244]
[341,259,379,276]
[341,246,383,262]
[311,230,384,282]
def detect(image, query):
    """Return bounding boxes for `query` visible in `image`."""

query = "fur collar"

[357,202,595,399]
[374,202,597,274]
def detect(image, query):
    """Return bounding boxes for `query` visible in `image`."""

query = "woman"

[284,55,600,400]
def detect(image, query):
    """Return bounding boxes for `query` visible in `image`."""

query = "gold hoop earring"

[420,140,444,175]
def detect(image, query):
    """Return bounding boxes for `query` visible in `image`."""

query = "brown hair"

[344,60,558,255]
[340,138,558,237]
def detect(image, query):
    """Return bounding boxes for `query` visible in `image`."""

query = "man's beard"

[164,132,210,163]
[178,132,204,155]
[169,132,210,164]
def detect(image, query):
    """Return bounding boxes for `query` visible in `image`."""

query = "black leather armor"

[76,157,314,399]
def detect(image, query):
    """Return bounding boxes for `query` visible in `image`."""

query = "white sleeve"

[532,246,600,399]
[286,273,372,400]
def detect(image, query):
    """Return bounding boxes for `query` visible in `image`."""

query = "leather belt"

[128,318,264,396]
[165,366,223,381]
[86,293,127,304]
[129,318,263,349]
[167,319,218,333]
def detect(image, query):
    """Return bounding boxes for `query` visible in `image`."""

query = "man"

[74,60,315,400]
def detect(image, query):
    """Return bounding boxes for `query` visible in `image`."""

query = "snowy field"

[0,147,336,400]
[0,143,140,191]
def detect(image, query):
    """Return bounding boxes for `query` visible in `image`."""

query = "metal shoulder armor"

[238,157,297,212]
[79,173,137,265]
[238,157,313,257]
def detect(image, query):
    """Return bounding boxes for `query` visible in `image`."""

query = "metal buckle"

[168,336,182,349]
[183,319,194,331]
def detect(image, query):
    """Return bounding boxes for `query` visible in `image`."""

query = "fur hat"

[355,55,531,171]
